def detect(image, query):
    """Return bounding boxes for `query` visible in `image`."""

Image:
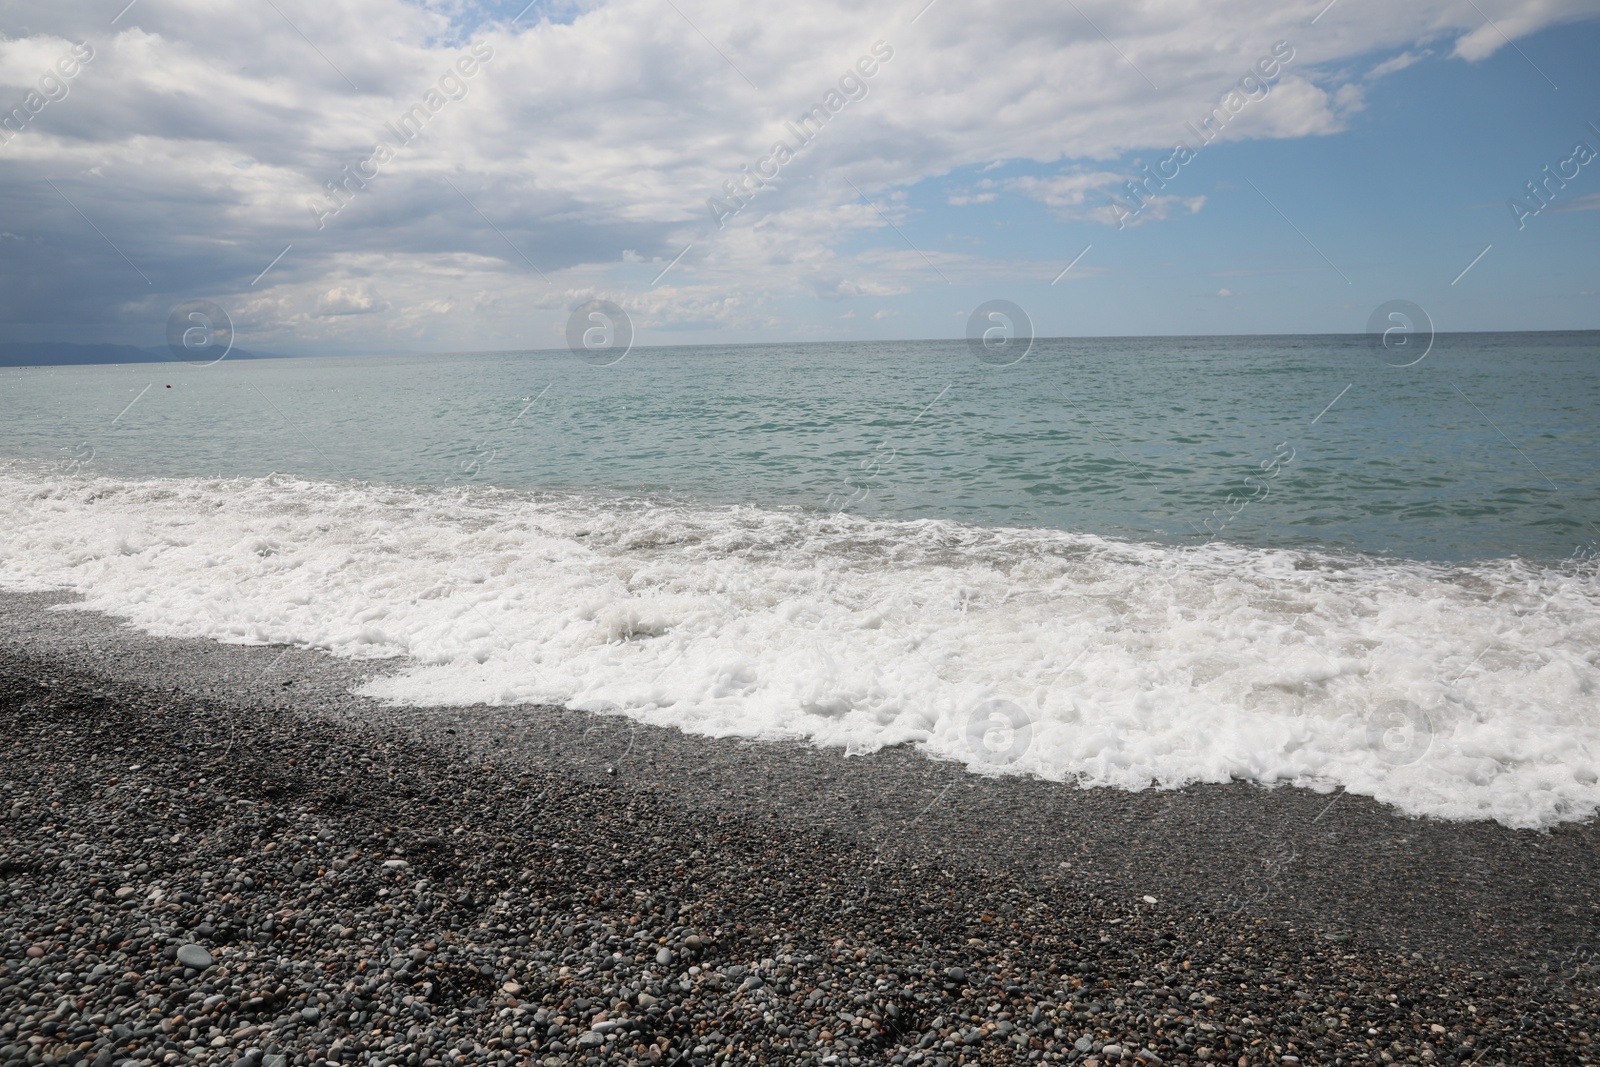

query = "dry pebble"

[2,655,1598,1067]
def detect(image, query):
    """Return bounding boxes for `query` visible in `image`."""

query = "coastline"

[1,588,1596,1066]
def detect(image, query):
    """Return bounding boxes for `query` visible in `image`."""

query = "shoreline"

[1,589,1597,1065]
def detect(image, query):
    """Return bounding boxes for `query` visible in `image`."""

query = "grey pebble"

[174,943,213,969]
[2,624,1588,1067]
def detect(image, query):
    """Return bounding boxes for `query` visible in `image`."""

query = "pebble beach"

[2,589,1598,1067]
[5,1,1599,1064]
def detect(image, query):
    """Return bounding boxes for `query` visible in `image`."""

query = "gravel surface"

[1,590,1598,1066]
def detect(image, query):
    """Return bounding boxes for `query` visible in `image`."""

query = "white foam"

[3,463,1598,828]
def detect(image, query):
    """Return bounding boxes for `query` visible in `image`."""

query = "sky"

[0,0,1598,355]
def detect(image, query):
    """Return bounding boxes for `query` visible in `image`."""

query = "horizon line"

[2,326,1596,366]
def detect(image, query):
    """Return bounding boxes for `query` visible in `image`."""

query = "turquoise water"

[2,331,1596,563]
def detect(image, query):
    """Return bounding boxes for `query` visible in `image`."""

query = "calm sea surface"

[2,332,1595,563]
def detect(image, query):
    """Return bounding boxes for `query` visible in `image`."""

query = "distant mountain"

[0,343,288,368]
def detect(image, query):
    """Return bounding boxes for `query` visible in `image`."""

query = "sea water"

[1,333,1596,827]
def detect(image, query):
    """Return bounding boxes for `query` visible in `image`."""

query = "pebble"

[174,943,213,969]
[0,656,1593,1067]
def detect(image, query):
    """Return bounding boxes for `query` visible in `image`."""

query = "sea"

[1,332,1597,828]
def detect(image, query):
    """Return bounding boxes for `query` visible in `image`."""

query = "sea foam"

[2,465,1597,828]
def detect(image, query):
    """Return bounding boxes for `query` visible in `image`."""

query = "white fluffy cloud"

[0,0,1594,349]
[314,281,388,316]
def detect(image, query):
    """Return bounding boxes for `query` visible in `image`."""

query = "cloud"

[1449,3,1589,61]
[970,169,1209,227]
[810,275,908,301]
[314,282,389,316]
[1555,191,1600,214]
[1367,49,1432,78]
[0,0,1593,349]
[1120,194,1208,227]
[985,170,1126,219]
